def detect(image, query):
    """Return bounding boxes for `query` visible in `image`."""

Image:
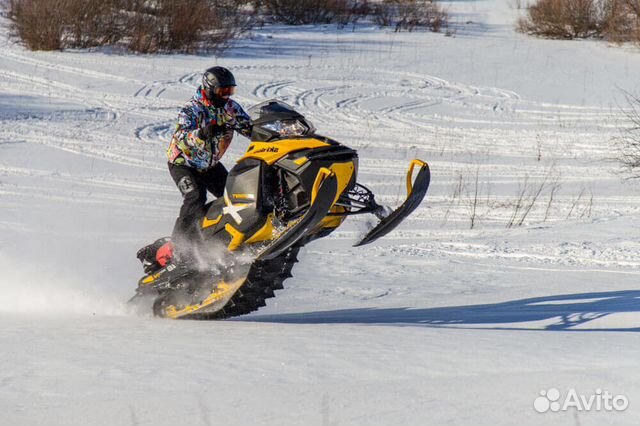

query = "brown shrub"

[9,0,68,50]
[120,0,211,53]
[8,0,251,53]
[64,0,121,48]
[603,0,640,42]
[517,0,607,39]
[336,0,371,29]
[518,0,640,41]
[517,0,637,40]
[120,0,252,53]
[260,0,369,26]
[372,0,449,33]
[161,0,214,51]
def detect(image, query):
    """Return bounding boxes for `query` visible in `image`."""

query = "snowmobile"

[131,100,430,320]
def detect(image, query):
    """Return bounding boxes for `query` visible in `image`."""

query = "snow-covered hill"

[1,1,640,425]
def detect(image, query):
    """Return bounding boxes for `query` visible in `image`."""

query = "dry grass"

[617,92,640,178]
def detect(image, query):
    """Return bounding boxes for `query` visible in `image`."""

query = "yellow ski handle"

[311,167,335,204]
[406,159,428,195]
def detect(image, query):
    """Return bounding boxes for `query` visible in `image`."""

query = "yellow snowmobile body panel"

[239,138,331,165]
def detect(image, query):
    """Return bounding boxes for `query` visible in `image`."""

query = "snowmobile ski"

[354,160,430,247]
[258,167,338,260]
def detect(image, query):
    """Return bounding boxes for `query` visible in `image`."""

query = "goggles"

[215,86,236,97]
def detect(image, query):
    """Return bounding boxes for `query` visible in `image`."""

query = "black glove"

[238,121,252,133]
[199,121,227,140]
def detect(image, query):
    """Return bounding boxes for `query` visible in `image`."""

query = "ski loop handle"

[406,159,428,196]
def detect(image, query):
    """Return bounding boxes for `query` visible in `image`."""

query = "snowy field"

[2,0,640,425]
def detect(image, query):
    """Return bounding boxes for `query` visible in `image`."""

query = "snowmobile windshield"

[248,100,316,142]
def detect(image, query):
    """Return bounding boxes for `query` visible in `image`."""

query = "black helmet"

[203,66,236,105]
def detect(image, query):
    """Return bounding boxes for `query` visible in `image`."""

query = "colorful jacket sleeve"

[226,100,252,139]
[174,101,206,151]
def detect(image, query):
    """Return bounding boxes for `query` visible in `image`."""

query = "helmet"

[202,66,236,106]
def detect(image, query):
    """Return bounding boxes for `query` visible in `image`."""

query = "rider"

[167,66,252,261]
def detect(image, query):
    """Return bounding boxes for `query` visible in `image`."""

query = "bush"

[64,0,121,48]
[9,0,68,50]
[121,0,250,53]
[603,0,640,42]
[259,0,369,26]
[335,0,371,29]
[9,0,451,52]
[372,0,449,33]
[517,0,607,39]
[10,0,125,50]
[8,0,251,53]
[258,0,449,32]
[517,0,640,40]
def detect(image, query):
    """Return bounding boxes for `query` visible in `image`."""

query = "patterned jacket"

[167,86,251,170]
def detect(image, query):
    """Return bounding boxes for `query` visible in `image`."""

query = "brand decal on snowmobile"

[254,147,279,154]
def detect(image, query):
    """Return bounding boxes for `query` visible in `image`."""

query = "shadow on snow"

[240,290,640,331]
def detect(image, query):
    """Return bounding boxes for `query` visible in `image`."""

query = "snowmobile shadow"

[242,290,640,331]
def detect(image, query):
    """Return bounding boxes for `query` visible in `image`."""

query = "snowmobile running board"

[354,159,430,247]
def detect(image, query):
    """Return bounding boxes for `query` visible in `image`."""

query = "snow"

[1,0,640,424]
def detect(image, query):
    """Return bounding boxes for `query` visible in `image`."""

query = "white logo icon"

[535,388,629,413]
[534,388,561,413]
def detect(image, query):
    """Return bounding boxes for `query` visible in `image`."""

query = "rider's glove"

[199,121,227,140]
[231,120,252,137]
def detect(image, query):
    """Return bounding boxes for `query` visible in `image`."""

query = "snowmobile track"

[184,247,301,320]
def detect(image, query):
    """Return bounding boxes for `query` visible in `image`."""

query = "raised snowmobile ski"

[354,160,430,247]
[258,167,338,261]
[132,99,430,319]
